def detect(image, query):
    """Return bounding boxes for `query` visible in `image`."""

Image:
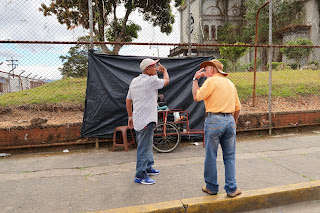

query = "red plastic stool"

[113,126,136,152]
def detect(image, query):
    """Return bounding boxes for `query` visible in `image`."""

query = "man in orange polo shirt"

[192,59,242,198]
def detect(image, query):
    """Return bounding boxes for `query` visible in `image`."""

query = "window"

[211,25,216,40]
[204,25,209,40]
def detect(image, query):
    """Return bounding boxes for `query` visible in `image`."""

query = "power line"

[6,58,18,76]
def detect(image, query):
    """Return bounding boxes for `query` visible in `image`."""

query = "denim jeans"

[135,122,155,179]
[204,114,237,194]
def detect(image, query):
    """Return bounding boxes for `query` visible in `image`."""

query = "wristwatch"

[193,77,199,81]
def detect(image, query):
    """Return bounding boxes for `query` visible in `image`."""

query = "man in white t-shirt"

[126,58,169,184]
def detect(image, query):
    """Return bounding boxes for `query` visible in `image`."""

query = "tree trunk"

[232,61,236,73]
[261,47,268,71]
[95,0,110,54]
[113,39,123,55]
[93,27,110,54]
[100,44,111,54]
[112,7,132,55]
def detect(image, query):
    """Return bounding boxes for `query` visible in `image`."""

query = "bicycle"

[153,108,204,153]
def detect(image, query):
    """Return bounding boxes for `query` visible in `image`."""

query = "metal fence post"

[253,2,269,107]
[268,1,273,135]
[187,0,191,56]
[88,0,94,50]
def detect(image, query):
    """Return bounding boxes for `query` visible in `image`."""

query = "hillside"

[0,70,319,128]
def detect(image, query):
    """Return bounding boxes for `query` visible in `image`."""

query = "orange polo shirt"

[196,73,241,113]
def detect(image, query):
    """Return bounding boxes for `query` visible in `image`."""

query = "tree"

[59,45,88,78]
[218,0,304,70]
[59,35,104,78]
[106,19,141,54]
[280,38,314,69]
[40,0,183,54]
[219,42,249,73]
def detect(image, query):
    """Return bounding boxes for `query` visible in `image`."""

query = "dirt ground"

[0,95,319,129]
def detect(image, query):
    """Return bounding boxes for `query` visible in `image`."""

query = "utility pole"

[6,58,18,93]
[6,58,18,76]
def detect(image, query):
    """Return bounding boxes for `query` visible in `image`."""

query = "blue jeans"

[135,122,155,179]
[204,114,237,194]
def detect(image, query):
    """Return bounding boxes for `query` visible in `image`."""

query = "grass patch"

[0,70,319,107]
[84,174,93,180]
[229,69,320,100]
[20,171,33,174]
[75,166,88,170]
[0,78,87,107]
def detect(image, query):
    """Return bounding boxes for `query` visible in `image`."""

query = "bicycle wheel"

[153,122,181,153]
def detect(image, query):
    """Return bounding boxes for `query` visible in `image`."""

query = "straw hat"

[200,59,228,76]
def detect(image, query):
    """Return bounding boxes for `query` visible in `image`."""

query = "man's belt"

[206,112,232,117]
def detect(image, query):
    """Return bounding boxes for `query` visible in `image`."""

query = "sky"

[0,0,181,80]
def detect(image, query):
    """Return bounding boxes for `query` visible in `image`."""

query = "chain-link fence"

[0,0,319,133]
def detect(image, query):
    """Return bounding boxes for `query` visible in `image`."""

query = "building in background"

[0,71,46,95]
[281,0,320,64]
[170,0,245,57]
[169,0,320,65]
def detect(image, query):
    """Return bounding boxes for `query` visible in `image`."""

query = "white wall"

[180,0,200,43]
[305,0,320,62]
[282,0,320,65]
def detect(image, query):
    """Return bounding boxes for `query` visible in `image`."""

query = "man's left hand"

[128,118,133,129]
[194,68,205,80]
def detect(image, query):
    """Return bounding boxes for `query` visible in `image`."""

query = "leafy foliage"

[58,36,105,78]
[280,38,314,68]
[59,46,88,78]
[217,22,240,44]
[217,1,304,44]
[267,62,284,70]
[105,19,142,53]
[106,19,141,42]
[227,0,304,44]
[217,0,305,70]
[217,59,230,72]
[40,0,183,54]
[219,42,249,72]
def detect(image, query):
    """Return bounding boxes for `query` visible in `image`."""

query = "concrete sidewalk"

[0,131,320,213]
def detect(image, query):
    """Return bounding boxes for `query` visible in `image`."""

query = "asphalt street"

[0,130,319,213]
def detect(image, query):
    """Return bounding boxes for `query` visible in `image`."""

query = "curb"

[91,180,320,213]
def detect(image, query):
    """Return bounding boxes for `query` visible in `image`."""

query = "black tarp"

[81,51,213,138]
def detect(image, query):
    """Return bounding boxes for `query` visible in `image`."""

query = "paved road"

[0,131,319,213]
[245,199,320,213]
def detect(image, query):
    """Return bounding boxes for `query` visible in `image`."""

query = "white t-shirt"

[127,74,165,131]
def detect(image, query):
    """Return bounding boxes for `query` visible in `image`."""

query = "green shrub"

[267,62,284,70]
[308,61,319,66]
[217,59,230,72]
[288,63,298,70]
[237,62,252,72]
[281,38,314,68]
[237,59,260,72]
